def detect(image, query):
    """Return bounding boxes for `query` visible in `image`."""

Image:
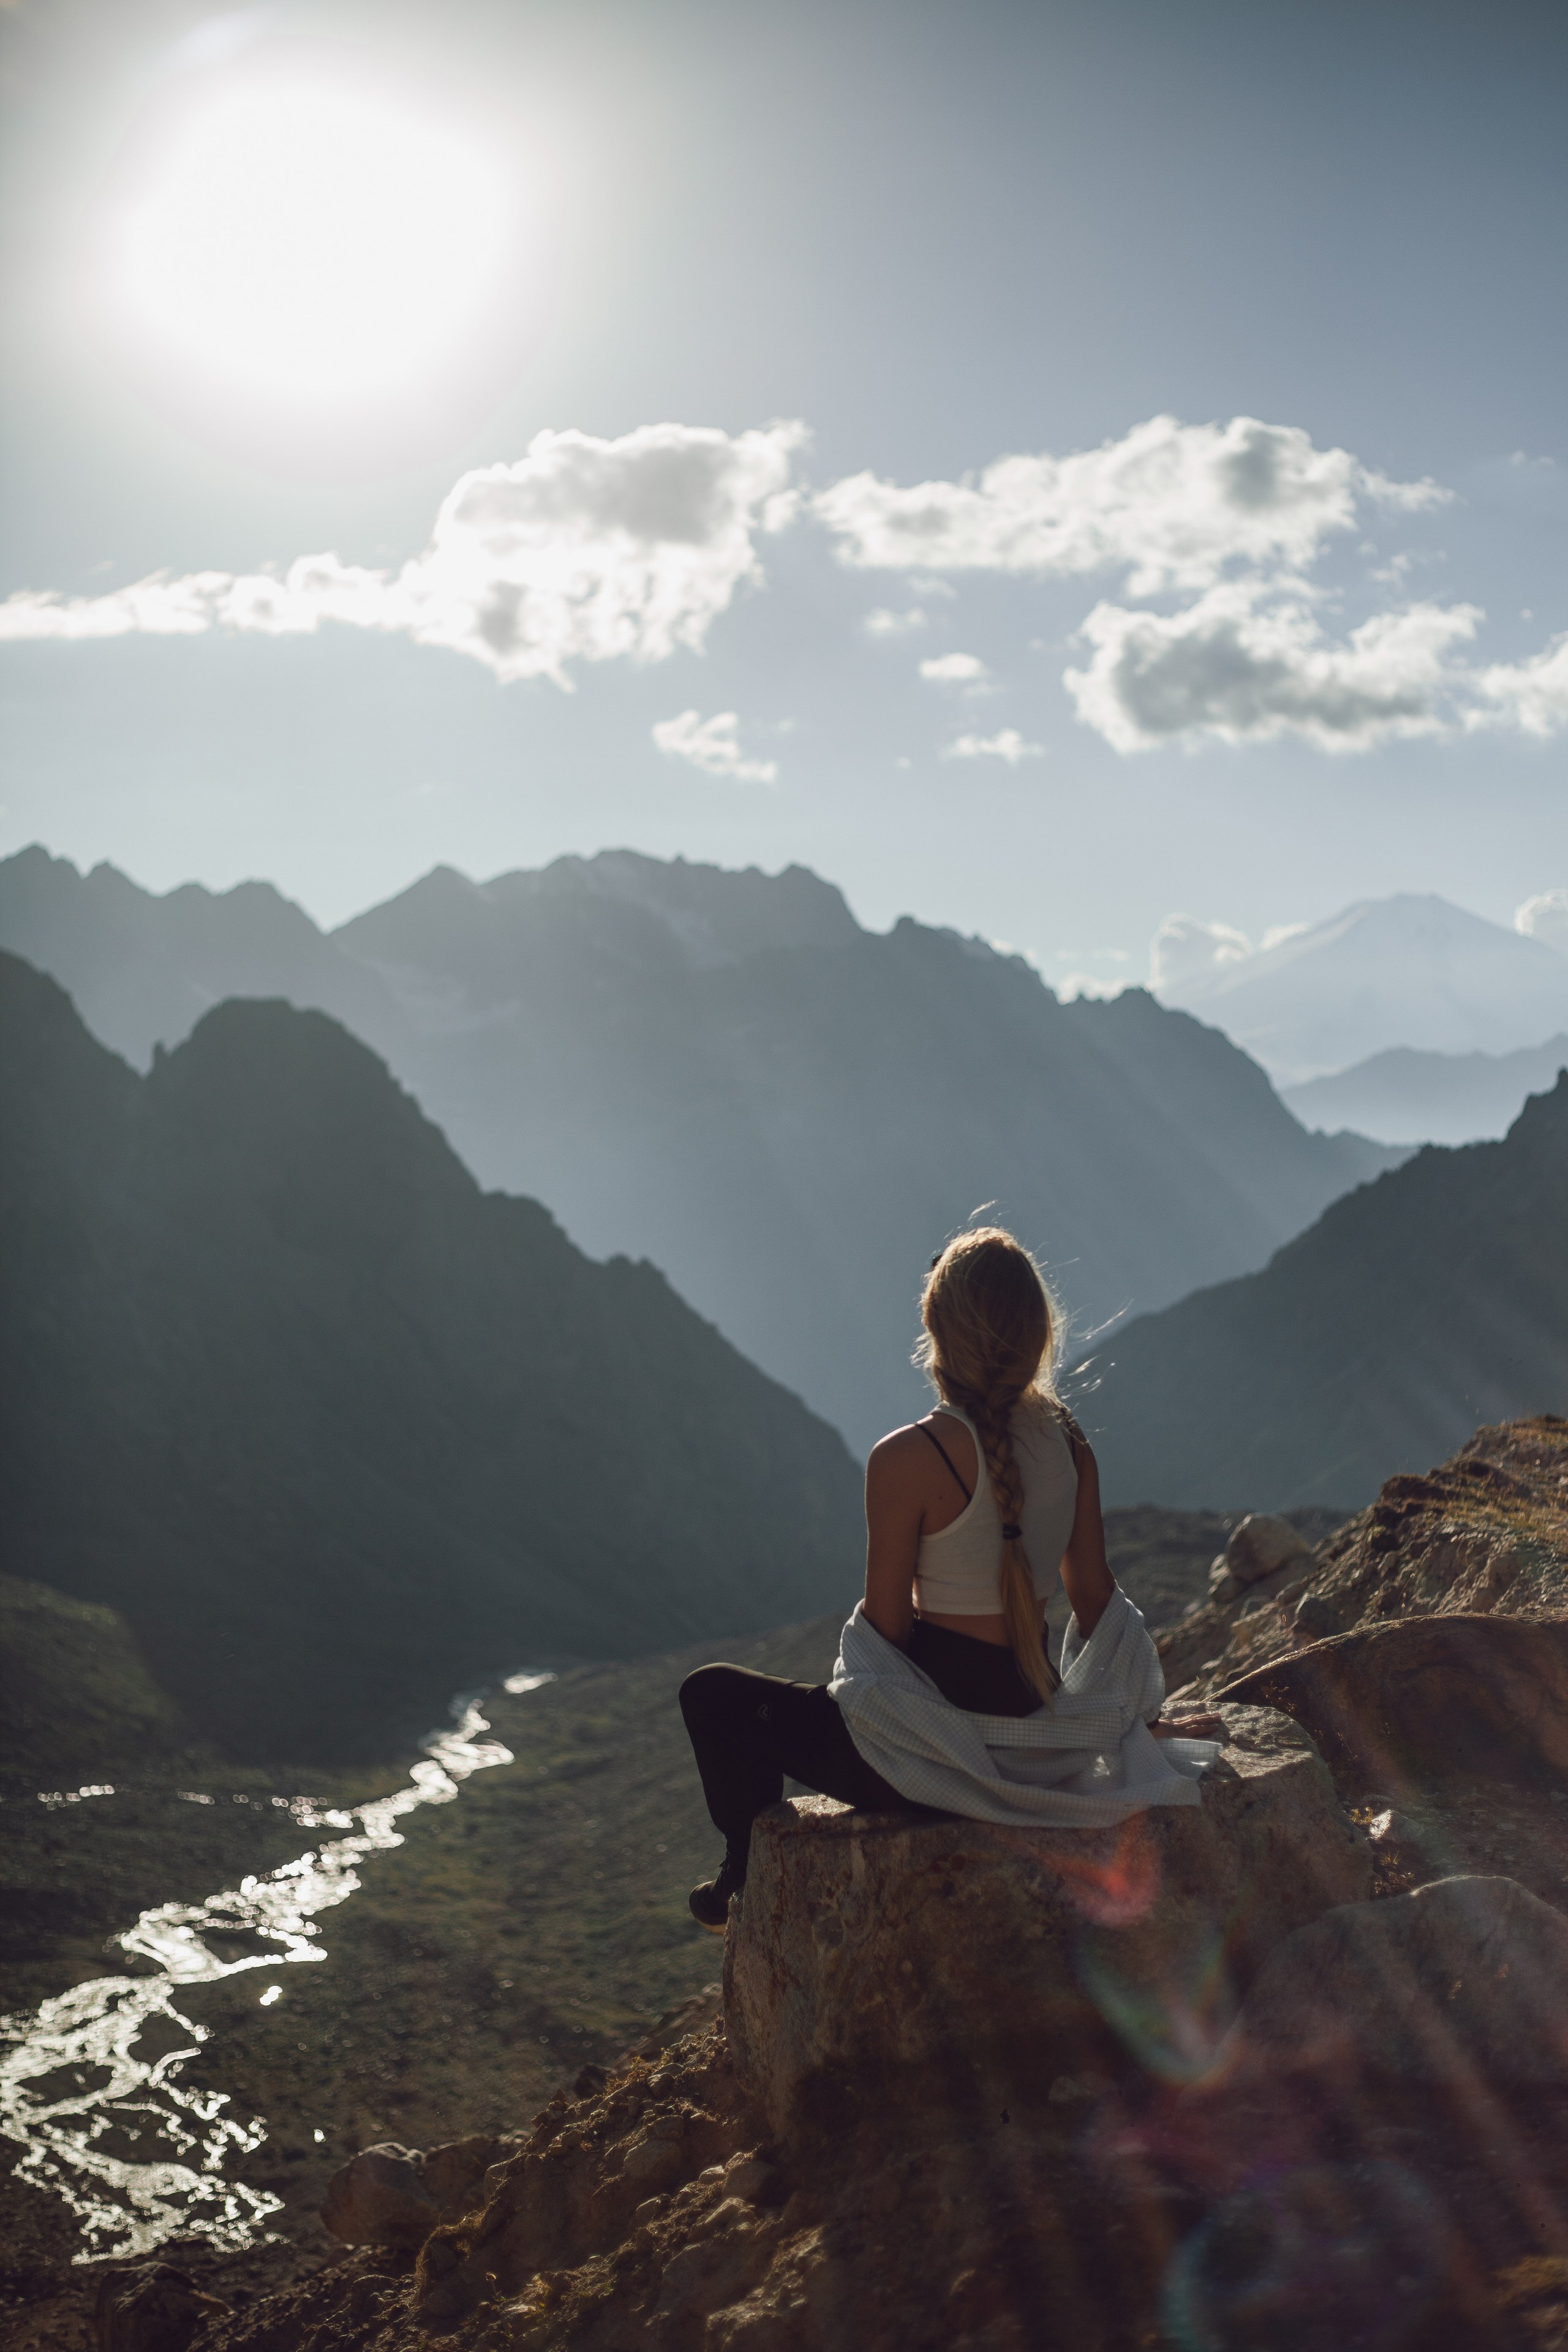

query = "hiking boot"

[688,1855,744,1933]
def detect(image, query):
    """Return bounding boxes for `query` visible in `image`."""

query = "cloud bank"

[1065,586,1486,752]
[0,421,805,687]
[2,407,1564,761]
[815,414,1445,595]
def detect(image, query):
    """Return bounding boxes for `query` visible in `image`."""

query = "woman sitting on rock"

[679,1225,1221,1931]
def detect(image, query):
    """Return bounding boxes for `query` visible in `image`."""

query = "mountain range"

[1085,1074,1568,1509]
[0,845,1396,1448]
[0,949,862,1762]
[1156,894,1568,1088]
[1284,1036,1568,1147]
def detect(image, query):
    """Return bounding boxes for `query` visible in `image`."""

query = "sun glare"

[116,81,514,408]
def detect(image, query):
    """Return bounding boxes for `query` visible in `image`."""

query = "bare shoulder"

[867,1422,933,1477]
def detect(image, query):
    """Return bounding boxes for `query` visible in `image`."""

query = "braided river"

[0,1676,552,2263]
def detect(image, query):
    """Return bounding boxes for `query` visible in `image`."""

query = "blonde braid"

[962,1387,1058,1703]
[916,1227,1064,1707]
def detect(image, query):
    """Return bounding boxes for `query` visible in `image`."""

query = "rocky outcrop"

[1133,1874,1568,2344]
[195,1706,1378,2352]
[1218,1612,1568,1796]
[1161,1415,1568,1702]
[723,1709,1369,2143]
[183,1423,1568,2352]
[1197,1874,1568,2099]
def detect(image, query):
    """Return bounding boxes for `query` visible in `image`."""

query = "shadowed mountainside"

[1087,1083,1568,1508]
[0,845,1399,1448]
[0,951,862,1761]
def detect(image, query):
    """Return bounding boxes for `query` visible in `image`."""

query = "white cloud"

[864,605,928,636]
[918,650,990,687]
[1516,889,1568,955]
[815,414,1446,597]
[1065,584,1484,752]
[1149,914,1253,993]
[652,709,778,785]
[941,728,1044,764]
[0,421,806,687]
[1474,633,1568,738]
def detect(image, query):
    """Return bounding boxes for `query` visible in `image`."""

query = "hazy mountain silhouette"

[0,951,862,1762]
[0,843,404,1069]
[1086,1077,1568,1509]
[1157,893,1568,1085]
[0,846,1398,1448]
[1284,1035,1568,1146]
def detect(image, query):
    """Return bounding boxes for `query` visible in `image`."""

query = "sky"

[1,0,1565,993]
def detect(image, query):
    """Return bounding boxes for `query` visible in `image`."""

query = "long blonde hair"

[916,1227,1063,1703]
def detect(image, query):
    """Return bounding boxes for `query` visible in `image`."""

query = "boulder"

[1198,1874,1568,2097]
[322,2133,522,2245]
[321,2142,435,2245]
[1218,1612,1568,1796]
[724,1704,1370,2144]
[1225,1512,1312,1588]
[94,2265,226,2352]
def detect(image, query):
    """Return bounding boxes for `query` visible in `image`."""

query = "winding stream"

[0,1674,553,2263]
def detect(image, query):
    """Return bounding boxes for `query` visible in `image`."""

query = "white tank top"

[913,1398,1078,1617]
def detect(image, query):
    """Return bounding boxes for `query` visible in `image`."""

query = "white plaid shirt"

[829,1589,1218,1828]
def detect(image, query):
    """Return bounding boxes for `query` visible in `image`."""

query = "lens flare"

[1165,2162,1442,2351]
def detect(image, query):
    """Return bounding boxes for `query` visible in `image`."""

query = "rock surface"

[1202,1874,1568,2097]
[1218,1611,1568,1795]
[94,2266,227,2352]
[321,2145,433,2247]
[1161,1415,1568,1701]
[1225,1511,1313,1587]
[321,2135,519,2248]
[724,1705,1366,2143]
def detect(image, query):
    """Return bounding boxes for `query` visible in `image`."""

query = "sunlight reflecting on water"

[0,1678,553,2262]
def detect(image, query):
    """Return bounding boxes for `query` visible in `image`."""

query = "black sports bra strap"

[916,1420,973,1504]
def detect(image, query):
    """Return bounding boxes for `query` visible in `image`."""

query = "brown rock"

[1199,1874,1568,2097]
[320,2132,521,2247]
[723,1704,1369,2145]
[423,2132,521,2221]
[94,2265,226,2352]
[1225,1512,1312,1586]
[1218,1611,1568,1797]
[1188,1415,1568,1698]
[320,2141,435,2245]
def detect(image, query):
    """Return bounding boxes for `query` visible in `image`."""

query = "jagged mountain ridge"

[1086,1078,1568,1508]
[0,951,862,1761]
[0,845,1398,1447]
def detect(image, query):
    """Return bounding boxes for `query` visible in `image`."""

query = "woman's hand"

[1149,1713,1227,1741]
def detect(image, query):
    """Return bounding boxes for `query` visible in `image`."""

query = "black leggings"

[679,1621,1044,1877]
[678,1665,913,1872]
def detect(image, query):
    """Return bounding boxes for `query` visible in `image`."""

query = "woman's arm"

[1058,1431,1115,1639]
[862,1431,928,1646]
